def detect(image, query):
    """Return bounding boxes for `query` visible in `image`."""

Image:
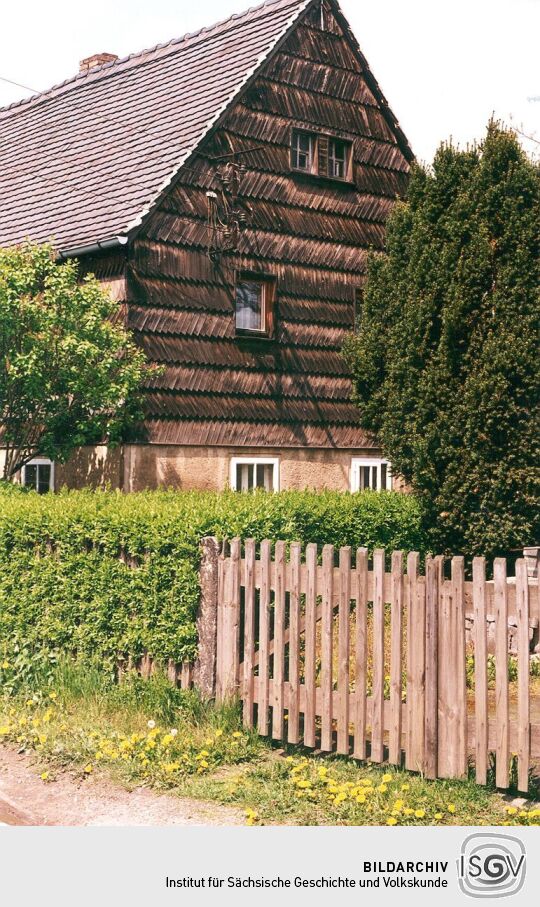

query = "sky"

[0,0,538,163]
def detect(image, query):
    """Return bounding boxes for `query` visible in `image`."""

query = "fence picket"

[389,550,403,765]
[353,547,368,759]
[406,552,423,772]
[218,543,240,700]
[423,556,439,778]
[272,541,286,740]
[473,556,488,785]
[337,546,351,755]
[320,544,334,752]
[215,539,537,791]
[216,554,225,700]
[516,558,530,793]
[288,542,301,745]
[371,548,385,763]
[242,539,256,727]
[257,540,271,736]
[494,558,509,789]
[304,543,318,749]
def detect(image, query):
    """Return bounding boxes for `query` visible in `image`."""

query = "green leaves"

[0,488,425,665]
[345,123,540,556]
[0,243,149,478]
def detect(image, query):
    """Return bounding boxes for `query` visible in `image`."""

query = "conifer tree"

[345,124,540,555]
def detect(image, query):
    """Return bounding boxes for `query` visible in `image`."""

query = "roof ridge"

[0,0,302,117]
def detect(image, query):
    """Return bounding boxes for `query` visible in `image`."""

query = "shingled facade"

[0,0,412,492]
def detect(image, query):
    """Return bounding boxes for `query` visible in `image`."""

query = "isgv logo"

[458,833,526,898]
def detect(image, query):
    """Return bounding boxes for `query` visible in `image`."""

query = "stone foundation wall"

[465,615,540,655]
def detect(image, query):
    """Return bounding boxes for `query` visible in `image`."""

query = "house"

[0,0,412,493]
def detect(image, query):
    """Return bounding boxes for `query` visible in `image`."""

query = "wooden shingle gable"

[129,0,412,449]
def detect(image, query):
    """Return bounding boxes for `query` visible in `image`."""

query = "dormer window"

[291,129,352,181]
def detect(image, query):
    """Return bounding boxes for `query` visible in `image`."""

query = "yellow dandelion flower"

[40,771,50,781]
[434,812,443,820]
[387,817,398,826]
[447,803,456,814]
[356,795,366,804]
[378,784,388,793]
[401,783,410,791]
[84,764,93,774]
[415,809,425,819]
[232,731,243,739]
[214,728,223,737]
[382,773,392,783]
[48,692,58,701]
[403,807,414,815]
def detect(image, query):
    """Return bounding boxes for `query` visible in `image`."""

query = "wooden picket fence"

[216,539,540,792]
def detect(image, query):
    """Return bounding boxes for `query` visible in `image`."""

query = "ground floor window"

[230,457,279,492]
[21,458,54,493]
[350,458,392,492]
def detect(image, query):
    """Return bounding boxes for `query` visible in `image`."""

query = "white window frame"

[291,129,352,181]
[21,457,55,493]
[235,279,268,334]
[230,457,280,492]
[350,458,392,493]
[328,137,347,179]
[291,130,315,173]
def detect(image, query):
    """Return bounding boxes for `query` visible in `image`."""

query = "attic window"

[291,130,314,172]
[291,129,352,181]
[235,274,275,336]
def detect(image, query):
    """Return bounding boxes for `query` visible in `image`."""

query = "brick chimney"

[79,53,118,73]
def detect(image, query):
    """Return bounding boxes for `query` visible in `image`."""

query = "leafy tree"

[345,124,540,556]
[0,243,149,480]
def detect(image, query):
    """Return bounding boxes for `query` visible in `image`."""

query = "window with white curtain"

[350,458,392,492]
[230,457,279,492]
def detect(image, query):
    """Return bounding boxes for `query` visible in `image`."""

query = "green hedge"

[0,488,425,667]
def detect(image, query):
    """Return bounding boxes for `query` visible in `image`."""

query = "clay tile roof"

[0,0,310,254]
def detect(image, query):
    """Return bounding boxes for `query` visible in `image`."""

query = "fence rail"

[216,539,540,791]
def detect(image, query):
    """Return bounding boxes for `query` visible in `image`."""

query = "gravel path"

[0,747,243,826]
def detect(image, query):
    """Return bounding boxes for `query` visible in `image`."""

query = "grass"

[0,659,538,827]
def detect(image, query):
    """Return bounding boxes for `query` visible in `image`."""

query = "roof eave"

[58,235,128,259]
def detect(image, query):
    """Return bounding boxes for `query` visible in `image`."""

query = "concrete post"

[194,536,220,698]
